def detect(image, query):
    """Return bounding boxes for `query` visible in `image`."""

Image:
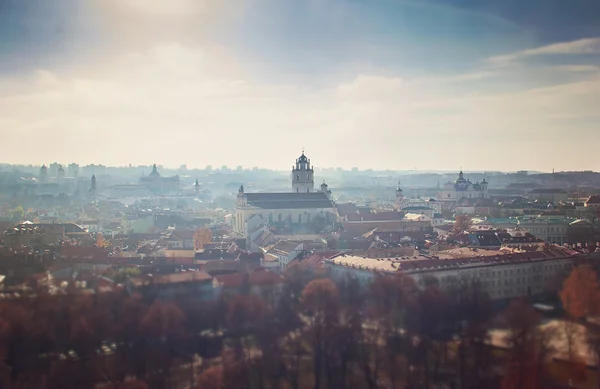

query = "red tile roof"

[586,195,600,204]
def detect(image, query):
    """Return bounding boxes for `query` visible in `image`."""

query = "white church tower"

[292,150,314,193]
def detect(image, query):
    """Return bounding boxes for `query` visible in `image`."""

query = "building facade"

[234,152,337,235]
[438,171,489,202]
[292,151,314,193]
[326,251,578,301]
[139,164,180,194]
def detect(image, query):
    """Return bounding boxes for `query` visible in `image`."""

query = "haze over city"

[1,0,600,171]
[6,1,600,389]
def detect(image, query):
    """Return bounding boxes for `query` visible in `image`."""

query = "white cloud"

[487,37,600,65]
[1,41,599,171]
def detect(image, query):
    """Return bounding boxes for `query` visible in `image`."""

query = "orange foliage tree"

[452,215,472,235]
[560,264,600,319]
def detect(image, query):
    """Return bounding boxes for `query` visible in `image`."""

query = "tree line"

[1,262,599,389]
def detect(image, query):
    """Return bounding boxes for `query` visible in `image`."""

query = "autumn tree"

[196,366,224,389]
[561,264,600,388]
[225,294,268,387]
[406,285,454,387]
[141,300,188,388]
[447,277,493,388]
[366,274,417,388]
[501,299,556,389]
[301,279,340,389]
[560,264,600,319]
[452,215,472,236]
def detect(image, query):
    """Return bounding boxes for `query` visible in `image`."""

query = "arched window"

[297,174,300,180]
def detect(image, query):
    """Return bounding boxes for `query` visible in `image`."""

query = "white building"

[292,151,314,193]
[265,240,304,270]
[233,151,338,235]
[438,171,489,202]
[516,216,570,245]
[326,249,579,300]
[395,184,442,215]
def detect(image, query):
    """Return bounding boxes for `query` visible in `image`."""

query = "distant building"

[585,195,600,209]
[395,183,441,216]
[139,164,180,194]
[4,222,92,246]
[234,151,337,235]
[526,189,568,203]
[39,165,48,184]
[56,165,65,185]
[89,174,97,195]
[68,163,79,179]
[438,171,489,202]
[517,216,570,244]
[292,151,314,193]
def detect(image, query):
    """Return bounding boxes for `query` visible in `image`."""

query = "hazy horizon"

[1,0,600,171]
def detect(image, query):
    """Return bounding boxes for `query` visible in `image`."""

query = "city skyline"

[1,0,600,171]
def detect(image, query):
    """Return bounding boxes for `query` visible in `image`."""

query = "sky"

[1,0,599,172]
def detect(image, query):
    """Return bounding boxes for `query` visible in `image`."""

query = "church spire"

[292,149,314,193]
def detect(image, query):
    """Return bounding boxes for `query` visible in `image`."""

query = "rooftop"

[327,245,578,274]
[528,188,568,194]
[244,192,335,209]
[586,195,600,204]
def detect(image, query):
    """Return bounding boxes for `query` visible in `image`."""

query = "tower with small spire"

[292,150,314,193]
[319,180,332,199]
[395,181,404,210]
[56,165,65,185]
[40,164,48,184]
[90,174,97,192]
[194,178,200,193]
[236,184,247,207]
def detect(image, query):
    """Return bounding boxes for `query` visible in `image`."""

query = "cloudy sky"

[1,0,599,171]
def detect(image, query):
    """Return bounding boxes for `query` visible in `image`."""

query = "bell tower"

[395,181,404,211]
[292,150,314,193]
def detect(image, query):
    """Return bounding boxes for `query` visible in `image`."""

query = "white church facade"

[437,171,489,202]
[233,152,338,235]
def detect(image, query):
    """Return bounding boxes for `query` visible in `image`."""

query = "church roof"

[245,192,335,210]
[297,151,308,163]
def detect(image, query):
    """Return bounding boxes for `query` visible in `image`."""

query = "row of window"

[436,262,571,285]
